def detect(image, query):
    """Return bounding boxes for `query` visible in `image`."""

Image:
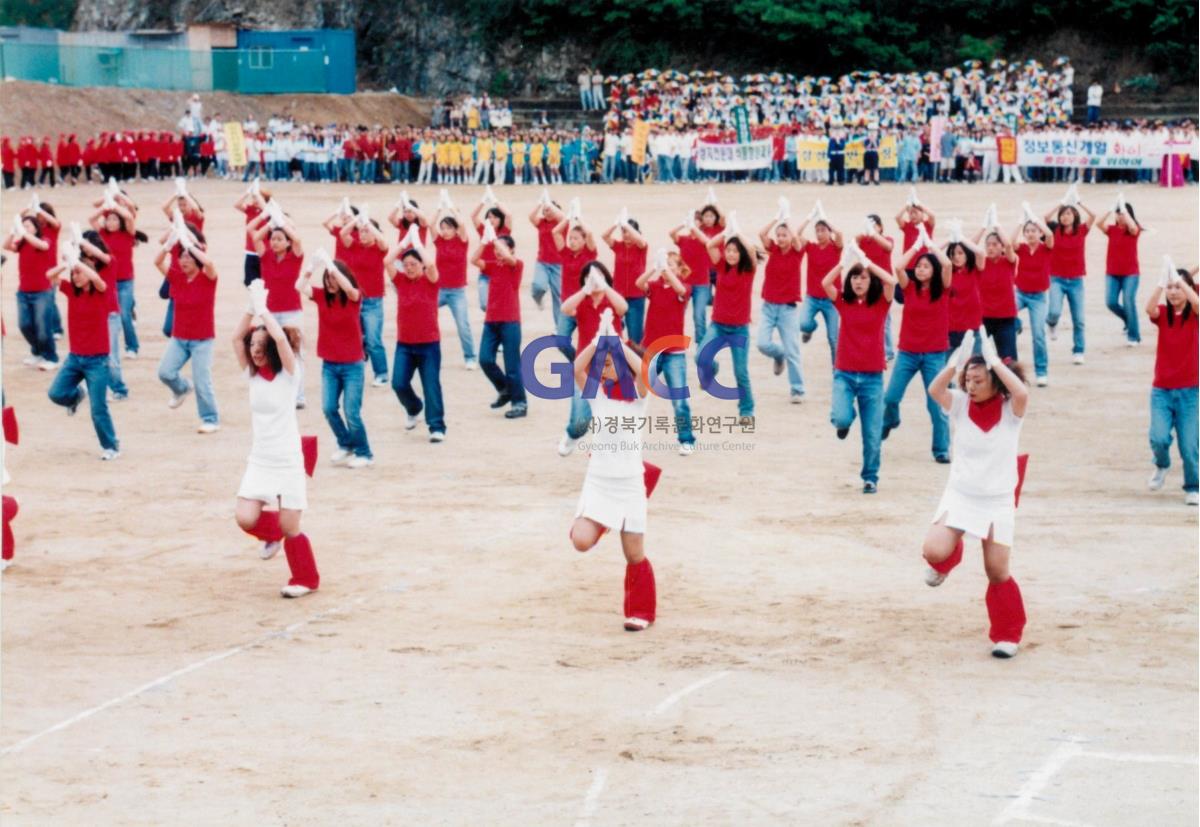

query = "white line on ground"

[648,670,732,717]
[992,740,1085,825]
[1078,750,1199,764]
[573,767,609,827]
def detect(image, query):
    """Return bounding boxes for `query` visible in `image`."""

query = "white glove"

[1115,190,1126,214]
[356,202,371,228]
[267,200,287,229]
[402,222,424,251]
[567,197,582,225]
[28,191,40,212]
[337,197,352,219]
[978,327,1001,368]
[917,222,934,249]
[907,187,920,208]
[249,279,269,317]
[863,217,877,238]
[598,308,616,338]
[63,242,81,269]
[725,210,742,240]
[983,203,999,230]
[539,188,552,208]
[950,335,974,371]
[171,206,192,243]
[1062,182,1079,207]
[101,191,117,210]
[481,185,498,207]
[163,227,179,251]
[586,267,607,295]
[681,211,696,230]
[704,186,718,206]
[174,177,188,198]
[312,248,334,277]
[105,178,120,199]
[1020,201,1037,224]
[813,199,828,223]
[776,196,791,224]
[652,247,669,272]
[480,221,497,244]
[70,221,84,245]
[11,214,24,237]
[1161,255,1179,289]
[946,218,964,244]
[438,188,455,211]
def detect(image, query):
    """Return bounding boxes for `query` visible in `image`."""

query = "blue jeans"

[322,360,371,457]
[106,312,128,397]
[624,296,647,346]
[242,161,260,182]
[696,322,754,417]
[884,313,895,362]
[653,352,695,445]
[831,370,884,483]
[48,353,118,451]
[16,289,57,362]
[556,312,578,361]
[532,262,563,328]
[690,284,712,347]
[566,380,593,440]
[657,156,674,182]
[437,287,477,364]
[883,351,949,458]
[1150,387,1198,492]
[1047,276,1085,355]
[480,321,525,405]
[756,301,804,395]
[392,342,446,434]
[1105,274,1140,343]
[162,297,174,339]
[360,297,388,380]
[897,157,918,182]
[117,280,138,354]
[477,275,489,313]
[602,155,617,182]
[157,337,219,424]
[1016,290,1049,377]
[800,295,839,363]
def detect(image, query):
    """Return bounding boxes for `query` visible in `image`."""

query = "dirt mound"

[0,80,431,137]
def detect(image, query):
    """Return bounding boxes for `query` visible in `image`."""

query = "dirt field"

[0,178,1196,825]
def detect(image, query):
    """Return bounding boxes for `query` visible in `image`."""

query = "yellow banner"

[797,139,827,170]
[879,135,898,168]
[844,140,865,170]
[997,136,1017,165]
[631,120,650,166]
[224,122,246,168]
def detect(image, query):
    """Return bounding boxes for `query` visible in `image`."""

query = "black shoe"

[801,331,813,344]
[504,404,527,419]
[934,454,950,464]
[773,357,784,376]
[490,392,511,409]
[862,481,878,494]
[836,427,849,440]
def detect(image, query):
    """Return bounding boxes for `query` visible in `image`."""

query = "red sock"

[931,538,964,575]
[643,462,662,498]
[283,533,320,589]
[986,577,1026,643]
[624,558,656,623]
[2,495,18,561]
[244,510,283,543]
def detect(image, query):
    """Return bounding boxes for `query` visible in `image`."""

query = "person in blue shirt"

[827,129,846,186]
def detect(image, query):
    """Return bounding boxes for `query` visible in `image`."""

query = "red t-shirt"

[642,277,692,353]
[34,225,60,291]
[575,294,623,350]
[310,286,364,363]
[559,247,596,301]
[352,239,386,299]
[434,235,468,289]
[711,260,755,326]
[676,234,711,288]
[1152,307,1199,389]
[803,241,841,298]
[1105,225,1140,276]
[535,217,560,265]
[898,280,950,354]
[100,229,136,282]
[260,250,303,312]
[762,242,803,304]
[834,295,890,373]
[484,260,523,323]
[1015,243,1052,294]
[1050,224,1089,278]
[244,205,262,254]
[947,267,983,332]
[393,271,440,343]
[60,279,110,356]
[167,264,217,340]
[978,256,1017,319]
[16,239,50,292]
[609,239,647,299]
[860,235,894,273]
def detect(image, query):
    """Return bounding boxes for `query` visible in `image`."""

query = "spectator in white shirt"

[1086,82,1103,124]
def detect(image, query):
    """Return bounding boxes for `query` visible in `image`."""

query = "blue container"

[236,29,355,94]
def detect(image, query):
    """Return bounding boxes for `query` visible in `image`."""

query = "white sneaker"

[99,448,121,461]
[22,356,39,367]
[557,434,577,457]
[260,540,281,560]
[1072,354,1085,365]
[1036,375,1048,387]
[168,385,191,409]
[371,376,389,388]
[347,455,374,469]
[404,413,419,430]
[1186,492,1199,506]
[196,422,219,434]
[1148,467,1168,491]
[429,432,445,443]
[37,358,59,371]
[125,350,138,360]
[623,617,651,632]
[991,641,1019,659]
[330,449,352,465]
[924,567,946,587]
[790,392,805,404]
[280,584,313,598]
[1126,340,1139,348]
[679,442,694,456]
[464,361,478,371]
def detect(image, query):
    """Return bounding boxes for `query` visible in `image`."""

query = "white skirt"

[575,474,646,534]
[932,486,1015,547]
[238,460,307,511]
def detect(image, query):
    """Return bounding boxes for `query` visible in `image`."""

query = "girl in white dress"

[922,329,1030,658]
[233,281,320,598]
[569,309,658,631]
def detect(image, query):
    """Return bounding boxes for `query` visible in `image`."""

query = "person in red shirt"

[90,199,143,364]
[1145,266,1199,504]
[528,199,565,320]
[553,215,599,362]
[1099,201,1143,346]
[81,137,98,183]
[37,138,55,187]
[299,258,373,465]
[251,210,308,407]
[670,213,715,345]
[16,137,38,189]
[1043,201,1096,363]
[1012,218,1055,386]
[431,210,476,369]
[883,238,953,463]
[473,235,527,419]
[154,227,220,432]
[162,186,205,233]
[4,211,57,366]
[895,202,936,257]
[700,227,758,421]
[383,243,447,439]
[756,216,806,403]
[471,199,515,312]
[602,215,648,343]
[799,215,845,362]
[858,214,897,362]
[636,250,695,453]
[822,247,898,494]
[234,184,270,285]
[976,228,1019,362]
[55,135,78,186]
[1,136,15,190]
[46,246,121,459]
[946,236,985,350]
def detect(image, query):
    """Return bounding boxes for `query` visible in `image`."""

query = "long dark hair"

[243,325,302,376]
[1049,206,1082,236]
[1166,270,1194,327]
[907,253,944,301]
[580,259,613,288]
[323,260,358,307]
[959,355,1027,398]
[841,263,884,305]
[724,237,754,274]
[1118,203,1141,231]
[399,199,421,231]
[484,206,506,227]
[946,242,977,272]
[178,223,207,268]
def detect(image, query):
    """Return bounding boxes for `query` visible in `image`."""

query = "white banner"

[1015,130,1168,169]
[696,139,774,171]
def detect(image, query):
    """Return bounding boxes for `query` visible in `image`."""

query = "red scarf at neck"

[968,393,1003,432]
[255,364,277,382]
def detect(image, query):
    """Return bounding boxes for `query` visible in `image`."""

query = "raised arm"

[821,264,842,301]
